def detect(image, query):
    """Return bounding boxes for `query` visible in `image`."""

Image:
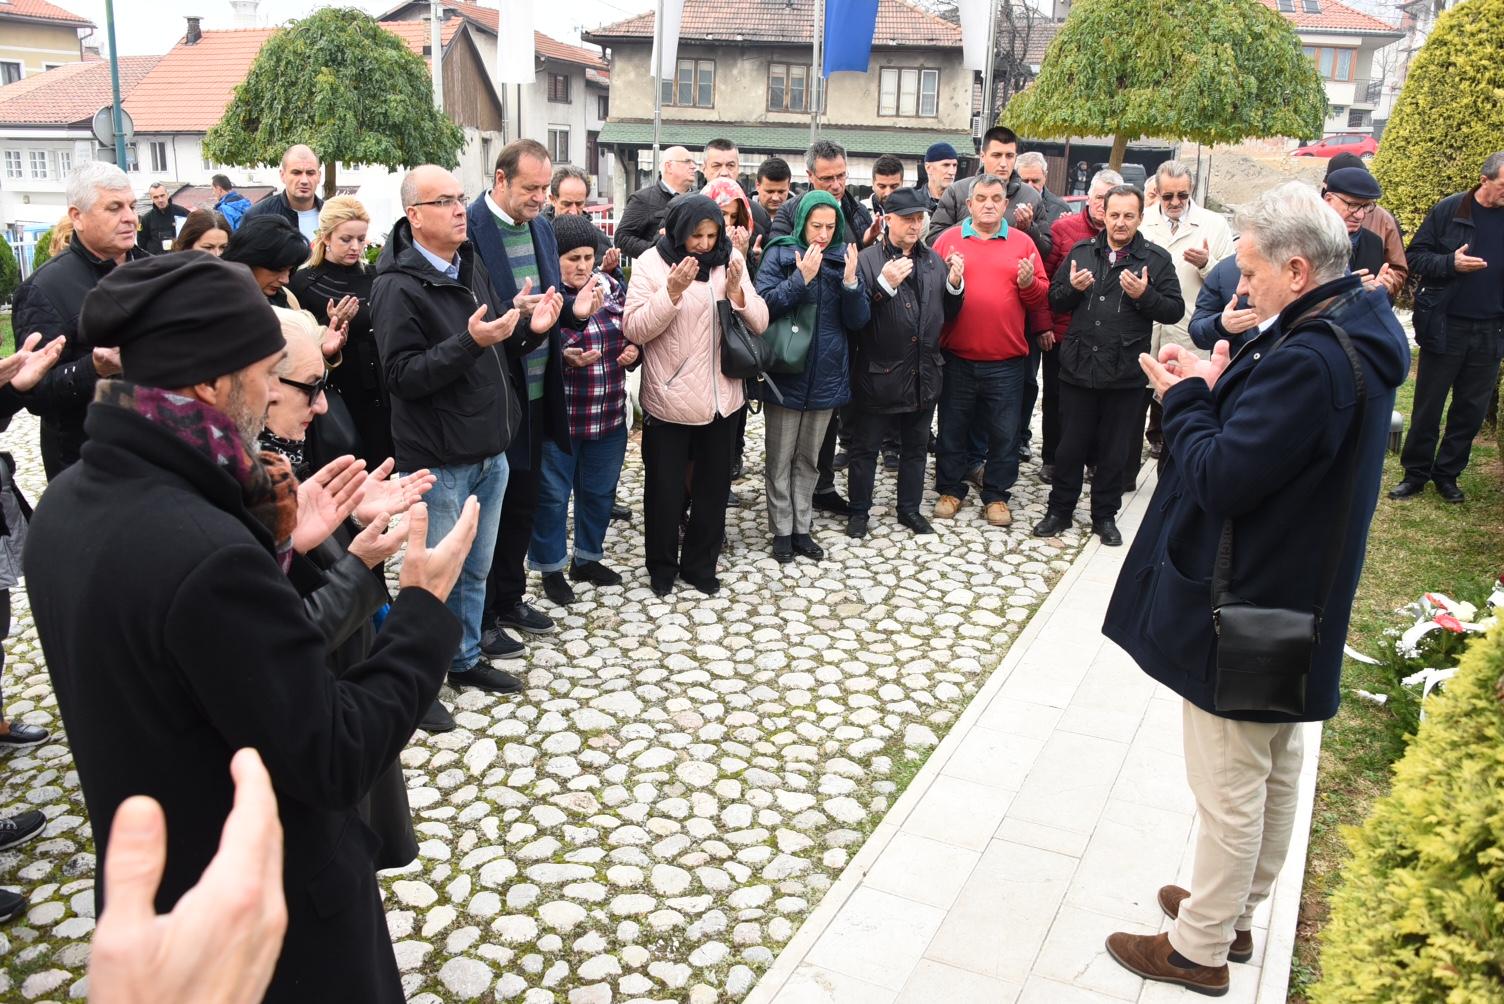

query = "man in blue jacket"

[468,139,575,661]
[1187,253,1261,353]
[1100,183,1408,996]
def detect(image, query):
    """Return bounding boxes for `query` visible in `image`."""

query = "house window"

[660,58,714,108]
[3,150,22,179]
[548,127,570,164]
[878,67,940,117]
[1301,0,1321,12]
[1302,45,1355,81]
[29,150,48,179]
[548,73,570,103]
[768,63,810,113]
[0,61,21,86]
[56,151,72,176]
[149,141,168,173]
[597,94,609,119]
[1347,108,1370,128]
[1277,0,1293,10]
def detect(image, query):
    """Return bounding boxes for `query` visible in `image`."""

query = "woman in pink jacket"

[625,194,769,597]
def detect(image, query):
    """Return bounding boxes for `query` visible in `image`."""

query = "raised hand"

[1016,256,1035,289]
[881,256,914,288]
[1012,201,1035,230]
[618,343,640,367]
[326,295,359,328]
[601,247,621,274]
[843,243,859,286]
[0,332,65,391]
[529,287,564,333]
[795,245,824,283]
[512,276,544,315]
[572,275,607,320]
[1220,294,1260,335]
[1454,243,1488,273]
[467,304,520,347]
[354,461,433,526]
[1068,260,1094,291]
[1183,239,1210,269]
[347,511,407,568]
[1141,340,1232,396]
[320,314,348,359]
[291,455,367,554]
[725,253,745,293]
[729,226,750,257]
[397,498,479,602]
[665,256,700,302]
[562,345,603,368]
[1119,265,1149,299]
[92,346,123,377]
[862,215,884,247]
[945,251,965,287]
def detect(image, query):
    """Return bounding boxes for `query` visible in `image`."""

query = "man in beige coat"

[1138,160,1235,458]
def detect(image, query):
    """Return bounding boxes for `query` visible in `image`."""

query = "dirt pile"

[1178,145,1328,210]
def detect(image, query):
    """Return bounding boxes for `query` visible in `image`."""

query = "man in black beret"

[1322,166,1398,298]
[23,251,479,1003]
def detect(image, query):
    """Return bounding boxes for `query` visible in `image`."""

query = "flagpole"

[809,0,823,145]
[980,0,997,135]
[652,0,665,180]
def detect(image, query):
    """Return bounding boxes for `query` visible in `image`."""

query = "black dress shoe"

[1434,479,1465,503]
[570,560,623,586]
[731,456,745,480]
[497,601,554,635]
[610,503,631,522]
[1386,479,1426,500]
[1093,518,1123,546]
[832,450,849,470]
[418,699,457,733]
[0,722,49,748]
[0,888,24,923]
[882,451,900,471]
[812,491,851,515]
[846,514,869,538]
[1033,512,1072,537]
[1039,464,1055,484]
[1148,442,1164,459]
[0,809,45,852]
[791,533,824,560]
[541,571,575,606]
[680,571,720,595]
[1018,442,1034,462]
[772,535,795,562]
[650,577,675,597]
[448,660,525,695]
[897,511,935,535]
[481,625,524,658]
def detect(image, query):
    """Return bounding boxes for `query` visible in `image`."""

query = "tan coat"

[624,247,769,426]
[1362,207,1409,287]
[1140,202,1236,358]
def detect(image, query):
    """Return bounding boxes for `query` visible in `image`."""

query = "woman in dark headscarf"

[623,194,769,597]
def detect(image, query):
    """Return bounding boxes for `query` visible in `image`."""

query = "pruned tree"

[1001,0,1326,169]
[204,7,465,198]
[1371,0,1504,234]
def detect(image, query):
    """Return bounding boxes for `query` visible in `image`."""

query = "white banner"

[649,0,687,85]
[959,0,991,72]
[497,0,537,85]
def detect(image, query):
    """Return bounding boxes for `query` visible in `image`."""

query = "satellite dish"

[91,106,135,148]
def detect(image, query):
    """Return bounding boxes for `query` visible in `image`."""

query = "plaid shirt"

[561,272,633,440]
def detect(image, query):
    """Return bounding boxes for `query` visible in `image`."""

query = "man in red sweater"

[932,175,1050,527]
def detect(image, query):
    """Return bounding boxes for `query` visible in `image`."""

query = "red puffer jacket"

[1043,206,1102,341]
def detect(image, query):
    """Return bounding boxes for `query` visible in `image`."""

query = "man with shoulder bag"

[1098,183,1409,997]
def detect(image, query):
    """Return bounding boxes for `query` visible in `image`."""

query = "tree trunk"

[324,160,337,200]
[1108,134,1128,172]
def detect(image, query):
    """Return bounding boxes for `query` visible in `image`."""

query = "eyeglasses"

[1159,192,1191,203]
[1330,193,1374,218]
[280,373,329,404]
[411,195,469,209]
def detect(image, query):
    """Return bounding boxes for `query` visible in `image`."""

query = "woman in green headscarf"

[753,191,870,564]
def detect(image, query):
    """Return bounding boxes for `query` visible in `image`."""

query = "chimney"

[185,16,202,44]
[229,0,261,29]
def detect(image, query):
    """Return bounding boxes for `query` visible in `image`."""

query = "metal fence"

[4,235,42,286]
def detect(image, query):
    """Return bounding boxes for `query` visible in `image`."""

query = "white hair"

[1016,151,1048,172]
[271,307,323,371]
[1088,169,1124,194]
[1235,181,1352,284]
[67,161,132,211]
[1156,160,1192,184]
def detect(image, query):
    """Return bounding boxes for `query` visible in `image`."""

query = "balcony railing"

[1350,77,1385,105]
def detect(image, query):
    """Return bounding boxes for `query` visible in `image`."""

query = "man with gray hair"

[1390,150,1504,503]
[1015,151,1071,227]
[1139,159,1235,459]
[614,145,697,259]
[545,164,614,262]
[1101,181,1408,995]
[12,161,145,478]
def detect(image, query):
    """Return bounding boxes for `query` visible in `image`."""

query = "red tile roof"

[0,56,159,126]
[586,0,961,47]
[1260,0,1401,35]
[120,21,462,134]
[381,1,609,69]
[0,0,94,28]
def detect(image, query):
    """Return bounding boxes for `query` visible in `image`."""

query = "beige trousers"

[1170,699,1305,967]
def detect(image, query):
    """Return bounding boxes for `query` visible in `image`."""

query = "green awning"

[596,120,973,158]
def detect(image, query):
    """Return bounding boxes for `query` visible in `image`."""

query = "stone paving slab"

[747,469,1322,1004]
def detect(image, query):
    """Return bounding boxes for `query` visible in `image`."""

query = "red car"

[1292,134,1379,160]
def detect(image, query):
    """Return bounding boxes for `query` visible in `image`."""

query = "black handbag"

[1211,318,1366,717]
[715,296,783,405]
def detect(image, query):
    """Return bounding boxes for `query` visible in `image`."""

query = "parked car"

[1092,162,1148,189]
[1292,134,1379,160]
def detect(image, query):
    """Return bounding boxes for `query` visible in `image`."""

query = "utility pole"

[652,0,665,180]
[979,0,998,132]
[104,0,126,170]
[429,0,444,112]
[809,0,824,145]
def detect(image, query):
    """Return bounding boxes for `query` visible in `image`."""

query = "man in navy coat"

[1100,182,1408,996]
[467,140,574,661]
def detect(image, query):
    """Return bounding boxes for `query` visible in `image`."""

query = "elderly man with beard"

[24,251,480,1002]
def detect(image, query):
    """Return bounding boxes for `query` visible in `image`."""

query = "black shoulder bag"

[715,296,783,408]
[1211,318,1366,717]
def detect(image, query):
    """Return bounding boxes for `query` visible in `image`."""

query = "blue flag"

[822,0,880,76]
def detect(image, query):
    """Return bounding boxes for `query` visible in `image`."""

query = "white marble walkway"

[746,469,1321,1004]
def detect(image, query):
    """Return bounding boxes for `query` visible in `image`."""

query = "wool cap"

[553,213,601,257]
[924,142,959,163]
[1326,166,1382,201]
[882,186,930,217]
[80,252,286,388]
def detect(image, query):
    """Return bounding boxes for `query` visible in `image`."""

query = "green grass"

[1288,365,1504,1001]
[1,314,13,357]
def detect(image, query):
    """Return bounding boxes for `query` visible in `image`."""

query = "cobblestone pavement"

[0,405,1090,1002]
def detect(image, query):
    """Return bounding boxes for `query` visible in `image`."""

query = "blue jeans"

[422,454,508,672]
[528,426,628,573]
[935,353,1028,504]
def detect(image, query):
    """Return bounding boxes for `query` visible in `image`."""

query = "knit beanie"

[553,214,601,257]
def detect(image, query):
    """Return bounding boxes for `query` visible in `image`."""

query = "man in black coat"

[1321,167,1392,294]
[926,126,1052,259]
[849,187,963,538]
[12,161,145,480]
[24,251,480,1004]
[1100,181,1408,997]
[243,144,325,240]
[1390,150,1504,503]
[1037,185,1183,545]
[137,182,190,254]
[1188,254,1262,353]
[613,146,697,259]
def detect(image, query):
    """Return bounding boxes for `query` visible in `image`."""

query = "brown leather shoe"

[933,494,963,519]
[984,501,1013,526]
[1158,885,1254,963]
[1105,931,1229,997]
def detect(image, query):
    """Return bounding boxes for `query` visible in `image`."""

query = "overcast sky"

[65,0,651,55]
